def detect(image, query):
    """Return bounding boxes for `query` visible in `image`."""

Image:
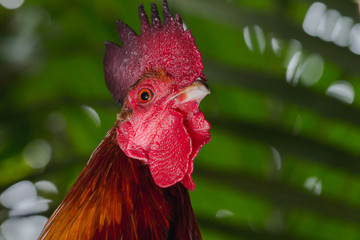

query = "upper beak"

[171,79,210,103]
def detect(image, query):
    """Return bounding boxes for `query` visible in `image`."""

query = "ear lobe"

[117,121,149,163]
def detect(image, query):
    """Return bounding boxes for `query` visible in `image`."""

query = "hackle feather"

[39,122,202,240]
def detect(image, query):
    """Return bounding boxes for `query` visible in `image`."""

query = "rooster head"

[104,0,210,191]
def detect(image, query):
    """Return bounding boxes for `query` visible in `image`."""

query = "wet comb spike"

[116,20,138,43]
[162,0,174,25]
[104,0,204,105]
[175,13,183,26]
[138,4,150,33]
[151,3,161,28]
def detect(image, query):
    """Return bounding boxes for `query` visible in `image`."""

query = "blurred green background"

[1,0,360,239]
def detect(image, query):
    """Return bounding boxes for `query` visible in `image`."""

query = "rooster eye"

[138,89,153,103]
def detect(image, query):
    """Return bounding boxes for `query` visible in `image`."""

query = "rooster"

[38,1,210,239]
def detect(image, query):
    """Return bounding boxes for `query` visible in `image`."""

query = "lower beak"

[172,79,210,103]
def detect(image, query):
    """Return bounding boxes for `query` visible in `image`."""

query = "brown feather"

[39,121,202,240]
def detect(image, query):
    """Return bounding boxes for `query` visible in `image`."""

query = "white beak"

[172,79,210,103]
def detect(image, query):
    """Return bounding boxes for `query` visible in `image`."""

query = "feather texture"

[39,122,202,240]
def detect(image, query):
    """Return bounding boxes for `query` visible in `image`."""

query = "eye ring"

[138,89,153,103]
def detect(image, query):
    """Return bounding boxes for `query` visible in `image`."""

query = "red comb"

[103,0,204,104]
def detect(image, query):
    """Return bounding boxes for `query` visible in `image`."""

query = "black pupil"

[140,91,150,101]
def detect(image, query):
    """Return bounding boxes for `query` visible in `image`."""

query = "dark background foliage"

[1,0,360,239]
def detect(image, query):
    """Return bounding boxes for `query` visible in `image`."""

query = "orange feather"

[39,121,202,240]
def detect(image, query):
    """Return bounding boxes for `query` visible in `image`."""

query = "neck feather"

[39,122,201,240]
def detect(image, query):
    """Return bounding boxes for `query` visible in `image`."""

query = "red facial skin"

[39,2,209,239]
[39,74,210,239]
[117,74,210,191]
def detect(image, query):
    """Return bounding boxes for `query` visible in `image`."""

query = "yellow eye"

[138,89,153,103]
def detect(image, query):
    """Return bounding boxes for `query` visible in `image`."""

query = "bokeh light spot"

[286,51,302,85]
[23,139,51,169]
[270,147,281,171]
[215,209,234,219]
[350,24,360,55]
[0,0,24,10]
[332,16,353,47]
[326,80,355,104]
[303,2,326,36]
[300,54,324,87]
[254,25,266,54]
[318,9,341,42]
[243,26,254,51]
[0,181,36,210]
[271,37,282,56]
[81,105,101,127]
[304,176,322,196]
[35,181,58,195]
[1,216,47,240]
